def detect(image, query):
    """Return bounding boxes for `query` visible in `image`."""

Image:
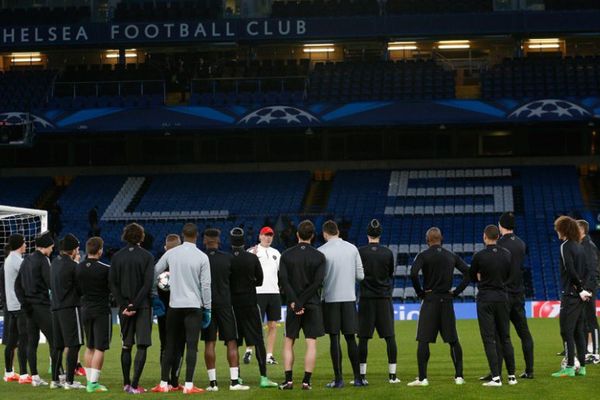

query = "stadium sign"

[0,19,308,47]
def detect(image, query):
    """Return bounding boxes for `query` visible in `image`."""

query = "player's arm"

[278,255,298,307]
[153,252,169,295]
[131,255,155,310]
[354,248,365,282]
[296,255,326,310]
[409,253,424,297]
[14,267,27,309]
[582,243,597,291]
[452,254,470,296]
[254,257,264,287]
[561,243,584,292]
[469,253,480,282]
[41,257,51,290]
[72,263,83,297]
[199,255,211,310]
[108,259,126,309]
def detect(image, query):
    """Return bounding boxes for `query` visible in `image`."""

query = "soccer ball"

[157,271,170,291]
[560,356,581,372]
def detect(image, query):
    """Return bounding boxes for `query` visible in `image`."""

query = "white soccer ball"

[560,356,581,372]
[157,271,170,291]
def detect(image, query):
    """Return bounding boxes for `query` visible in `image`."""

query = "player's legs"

[477,302,501,378]
[16,313,28,376]
[160,308,183,383]
[266,321,278,357]
[183,309,202,385]
[358,337,369,378]
[495,303,516,377]
[303,338,317,386]
[131,308,152,390]
[584,293,599,359]
[385,336,398,380]
[329,334,342,382]
[449,341,464,378]
[344,334,360,383]
[4,313,18,376]
[574,309,587,369]
[560,297,579,368]
[226,340,242,385]
[417,341,430,381]
[509,297,534,375]
[282,337,295,386]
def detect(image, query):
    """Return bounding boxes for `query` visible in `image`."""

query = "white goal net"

[0,205,48,263]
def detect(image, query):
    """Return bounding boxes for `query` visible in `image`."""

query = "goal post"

[0,205,48,261]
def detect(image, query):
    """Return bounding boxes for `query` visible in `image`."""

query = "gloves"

[152,295,166,318]
[579,290,592,302]
[202,309,212,329]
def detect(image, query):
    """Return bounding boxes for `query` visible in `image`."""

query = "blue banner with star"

[2,97,598,133]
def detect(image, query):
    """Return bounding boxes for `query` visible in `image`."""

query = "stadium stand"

[0,70,56,112]
[1,165,580,301]
[481,56,600,99]
[0,6,90,25]
[385,0,493,14]
[270,0,380,17]
[50,63,165,108]
[544,0,600,10]
[113,0,224,21]
[190,59,309,106]
[308,60,455,102]
[326,166,586,301]
[0,177,52,208]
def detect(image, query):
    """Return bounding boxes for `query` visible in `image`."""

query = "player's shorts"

[285,303,324,339]
[120,307,152,347]
[416,294,458,343]
[2,309,13,343]
[233,304,263,346]
[201,306,238,342]
[323,301,357,335]
[52,307,84,348]
[83,313,112,351]
[358,297,395,339]
[560,295,586,337]
[2,310,27,347]
[257,294,282,322]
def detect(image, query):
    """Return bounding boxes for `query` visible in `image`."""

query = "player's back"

[471,245,511,301]
[318,238,363,302]
[19,250,51,305]
[230,250,262,304]
[358,244,394,298]
[77,258,111,315]
[497,233,526,294]
[414,245,458,292]
[206,248,233,308]
[110,244,154,308]
[280,244,325,306]
[50,254,80,311]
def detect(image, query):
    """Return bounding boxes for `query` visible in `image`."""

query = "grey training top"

[4,251,24,312]
[155,242,212,309]
[318,237,364,302]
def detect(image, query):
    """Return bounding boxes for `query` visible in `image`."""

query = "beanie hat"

[35,231,54,248]
[203,228,220,238]
[499,212,515,230]
[60,233,80,252]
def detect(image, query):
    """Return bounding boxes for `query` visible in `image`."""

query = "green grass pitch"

[1,318,597,399]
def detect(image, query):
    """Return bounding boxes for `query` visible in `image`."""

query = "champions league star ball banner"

[19,97,600,134]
